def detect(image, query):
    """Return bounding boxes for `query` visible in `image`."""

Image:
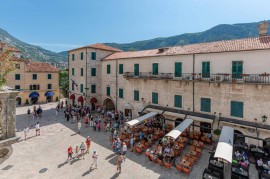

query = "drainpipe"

[192,54,195,112]
[115,59,118,111]
[85,48,88,107]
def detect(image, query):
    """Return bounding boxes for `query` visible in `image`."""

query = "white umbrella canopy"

[126,112,158,127]
[165,118,193,140]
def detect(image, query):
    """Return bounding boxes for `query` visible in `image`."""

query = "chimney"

[258,21,268,37]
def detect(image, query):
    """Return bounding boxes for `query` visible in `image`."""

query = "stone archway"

[103,98,115,110]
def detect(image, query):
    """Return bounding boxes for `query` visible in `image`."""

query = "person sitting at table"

[174,144,179,150]
[206,132,212,138]
[158,153,164,161]
[242,151,248,160]
[157,145,162,155]
[124,125,127,133]
[257,158,264,170]
[139,131,143,141]
[234,151,241,160]
[164,146,170,154]
[239,160,248,168]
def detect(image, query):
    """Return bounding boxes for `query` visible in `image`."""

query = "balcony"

[123,72,270,84]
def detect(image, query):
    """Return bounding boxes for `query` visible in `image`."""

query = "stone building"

[69,23,270,147]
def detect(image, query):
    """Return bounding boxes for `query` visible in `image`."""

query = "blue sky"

[1,0,270,52]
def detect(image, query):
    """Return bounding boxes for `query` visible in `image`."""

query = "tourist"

[78,121,81,134]
[74,146,79,158]
[35,122,40,136]
[80,142,86,159]
[23,126,29,141]
[130,136,134,152]
[116,153,123,174]
[84,115,89,126]
[139,131,143,141]
[257,158,264,170]
[32,111,36,120]
[89,115,94,127]
[56,106,59,117]
[67,146,73,161]
[27,108,31,118]
[90,150,98,169]
[122,142,127,161]
[93,121,97,131]
[97,121,101,132]
[86,136,91,154]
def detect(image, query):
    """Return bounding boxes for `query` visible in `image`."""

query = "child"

[23,126,29,141]
[75,146,79,158]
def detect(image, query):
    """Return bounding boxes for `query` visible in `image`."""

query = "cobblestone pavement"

[0,102,258,179]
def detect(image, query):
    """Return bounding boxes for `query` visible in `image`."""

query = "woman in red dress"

[86,136,91,154]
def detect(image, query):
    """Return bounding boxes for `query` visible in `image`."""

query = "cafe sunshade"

[214,126,234,163]
[165,118,193,139]
[126,112,158,127]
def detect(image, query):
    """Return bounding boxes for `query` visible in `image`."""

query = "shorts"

[68,153,72,158]
[122,151,126,155]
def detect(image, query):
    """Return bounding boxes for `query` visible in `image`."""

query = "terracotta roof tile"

[25,62,59,73]
[69,43,122,52]
[104,36,270,60]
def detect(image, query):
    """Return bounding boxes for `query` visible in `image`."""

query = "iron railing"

[123,72,270,84]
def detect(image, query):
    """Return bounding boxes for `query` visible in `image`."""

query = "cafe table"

[188,150,197,156]
[136,143,144,149]
[180,159,191,167]
[232,167,248,177]
[209,159,224,168]
[195,147,202,153]
[251,147,265,154]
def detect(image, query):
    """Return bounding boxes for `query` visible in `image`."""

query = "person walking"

[78,121,82,134]
[56,106,59,117]
[93,121,96,131]
[90,150,98,169]
[116,153,123,174]
[27,108,31,118]
[67,146,73,162]
[23,126,29,141]
[130,137,134,152]
[86,136,91,154]
[97,121,101,132]
[122,142,127,161]
[32,111,36,120]
[35,122,40,136]
[80,142,86,159]
[74,146,79,159]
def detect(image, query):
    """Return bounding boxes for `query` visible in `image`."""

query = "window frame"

[152,92,158,104]
[91,84,96,93]
[134,90,139,101]
[200,98,211,113]
[119,88,124,98]
[174,95,182,108]
[107,64,111,74]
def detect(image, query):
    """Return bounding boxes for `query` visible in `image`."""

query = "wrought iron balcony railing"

[123,72,270,84]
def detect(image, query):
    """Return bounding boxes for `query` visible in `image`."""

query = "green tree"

[0,51,16,90]
[59,69,69,97]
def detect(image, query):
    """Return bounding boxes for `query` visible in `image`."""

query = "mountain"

[0,28,67,62]
[105,20,270,51]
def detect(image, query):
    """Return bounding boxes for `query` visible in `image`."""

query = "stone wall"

[0,91,19,140]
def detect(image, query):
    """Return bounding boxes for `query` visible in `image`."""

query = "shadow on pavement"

[110,172,119,179]
[82,168,94,176]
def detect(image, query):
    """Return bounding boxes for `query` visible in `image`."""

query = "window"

[80,84,84,93]
[32,74,37,80]
[72,68,75,76]
[107,64,111,74]
[174,95,182,108]
[202,62,210,78]
[201,98,211,112]
[152,92,158,104]
[119,64,124,74]
[134,90,139,101]
[80,52,84,60]
[91,84,96,93]
[48,74,52,79]
[106,86,110,96]
[80,68,84,76]
[152,63,159,75]
[15,74,20,80]
[134,64,139,76]
[91,52,96,60]
[15,85,20,90]
[175,62,182,77]
[231,101,244,118]
[15,64,20,69]
[232,61,243,79]
[72,54,75,61]
[91,68,96,76]
[48,84,52,89]
[30,84,40,90]
[119,88,124,98]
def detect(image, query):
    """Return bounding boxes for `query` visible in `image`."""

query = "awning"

[126,112,158,127]
[124,103,133,110]
[214,126,234,163]
[45,91,55,97]
[189,116,213,124]
[29,92,39,98]
[90,97,97,103]
[163,111,186,119]
[165,118,193,139]
[145,108,163,114]
[69,94,75,100]
[78,96,84,102]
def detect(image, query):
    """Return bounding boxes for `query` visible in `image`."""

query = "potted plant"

[213,129,221,141]
[224,73,230,76]
[259,73,270,77]
[241,74,249,77]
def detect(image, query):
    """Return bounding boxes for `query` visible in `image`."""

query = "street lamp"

[262,115,268,123]
[254,118,259,147]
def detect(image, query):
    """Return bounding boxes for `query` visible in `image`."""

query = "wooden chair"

[201,136,206,142]
[156,158,163,165]
[182,167,191,174]
[176,164,183,172]
[189,145,195,151]
[164,161,172,168]
[135,147,143,154]
[149,155,157,162]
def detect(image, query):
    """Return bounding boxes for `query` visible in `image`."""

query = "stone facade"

[0,91,19,140]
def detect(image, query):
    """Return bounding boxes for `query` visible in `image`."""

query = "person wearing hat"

[122,142,127,161]
[90,150,98,169]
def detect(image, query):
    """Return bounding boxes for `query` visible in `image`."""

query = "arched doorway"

[103,98,115,111]
[45,91,54,102]
[69,94,75,106]
[90,97,97,111]
[16,97,22,106]
[234,130,245,144]
[29,92,39,104]
[175,118,183,127]
[77,96,84,107]
[124,103,133,120]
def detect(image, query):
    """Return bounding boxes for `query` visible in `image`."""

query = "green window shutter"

[231,101,244,118]
[106,86,110,96]
[72,68,75,76]
[91,68,96,76]
[107,64,111,74]
[152,63,159,75]
[80,52,83,60]
[175,62,182,77]
[32,74,37,80]
[152,92,158,104]
[91,52,96,60]
[81,68,83,76]
[72,54,75,61]
[119,88,124,98]
[134,90,139,101]
[91,85,96,93]
[119,64,123,74]
[48,74,52,79]
[134,64,139,76]
[80,84,84,93]
[201,98,211,112]
[202,62,210,78]
[174,95,182,108]
[232,61,243,79]
[15,74,20,80]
